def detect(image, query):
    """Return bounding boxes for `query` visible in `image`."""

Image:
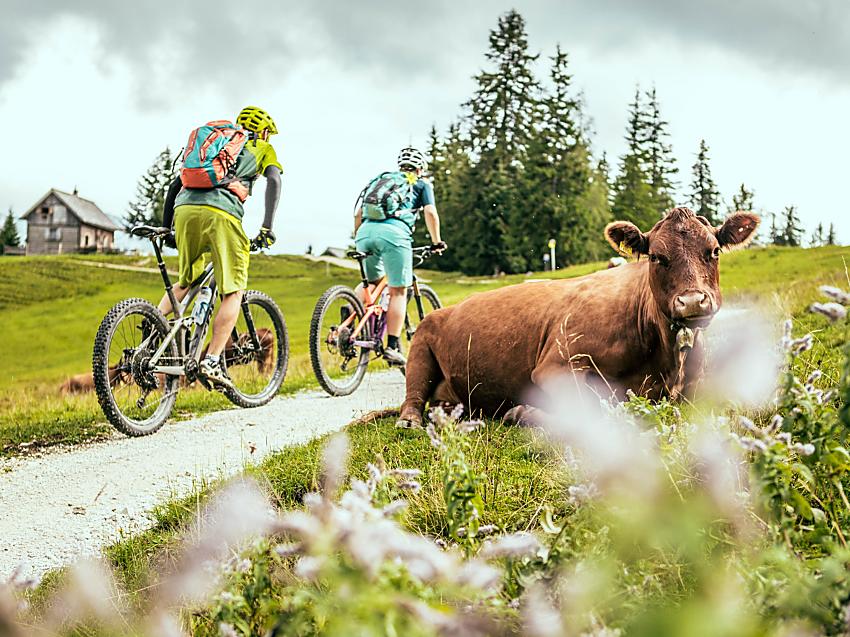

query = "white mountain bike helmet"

[397,147,427,172]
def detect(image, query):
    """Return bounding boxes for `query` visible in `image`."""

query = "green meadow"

[1,245,848,456]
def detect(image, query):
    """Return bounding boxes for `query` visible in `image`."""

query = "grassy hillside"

[1,245,848,456]
[23,242,850,635]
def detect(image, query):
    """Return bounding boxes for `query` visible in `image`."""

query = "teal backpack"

[361,171,416,223]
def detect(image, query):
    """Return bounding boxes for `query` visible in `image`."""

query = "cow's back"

[419,265,645,414]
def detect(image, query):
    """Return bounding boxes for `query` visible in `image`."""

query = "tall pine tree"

[688,139,721,224]
[572,154,613,262]
[520,44,596,270]
[464,10,540,159]
[461,9,540,274]
[775,205,803,247]
[768,213,780,245]
[730,183,755,212]
[126,148,177,229]
[611,87,655,230]
[644,86,678,217]
[811,222,825,247]
[827,223,837,246]
[1,208,21,250]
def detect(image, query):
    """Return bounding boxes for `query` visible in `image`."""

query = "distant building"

[20,189,120,255]
[321,246,349,259]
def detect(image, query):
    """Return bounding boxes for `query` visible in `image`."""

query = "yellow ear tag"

[619,241,633,257]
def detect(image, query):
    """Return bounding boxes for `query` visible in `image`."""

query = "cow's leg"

[502,361,602,427]
[397,326,444,429]
[503,404,545,427]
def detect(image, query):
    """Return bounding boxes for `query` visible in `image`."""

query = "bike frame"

[143,237,217,376]
[139,234,264,377]
[335,250,428,351]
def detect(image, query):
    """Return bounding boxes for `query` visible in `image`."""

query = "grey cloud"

[1,0,848,104]
[570,0,850,82]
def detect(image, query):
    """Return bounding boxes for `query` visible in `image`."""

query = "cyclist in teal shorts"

[354,147,446,366]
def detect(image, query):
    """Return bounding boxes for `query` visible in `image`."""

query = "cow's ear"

[716,212,760,250]
[605,221,649,256]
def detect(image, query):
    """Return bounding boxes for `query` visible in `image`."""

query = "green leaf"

[790,489,814,521]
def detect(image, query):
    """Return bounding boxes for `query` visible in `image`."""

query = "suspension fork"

[233,294,262,351]
[410,274,425,322]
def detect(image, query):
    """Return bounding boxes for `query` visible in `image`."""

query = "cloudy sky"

[1,0,848,254]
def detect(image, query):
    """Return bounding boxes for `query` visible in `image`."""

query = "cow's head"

[605,207,759,327]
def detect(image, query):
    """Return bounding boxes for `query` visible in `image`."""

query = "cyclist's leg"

[377,234,412,364]
[206,212,250,358]
[380,236,413,339]
[354,231,384,304]
[158,206,205,316]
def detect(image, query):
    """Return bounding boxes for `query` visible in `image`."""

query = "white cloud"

[1,2,848,255]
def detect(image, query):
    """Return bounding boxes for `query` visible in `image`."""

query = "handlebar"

[413,244,446,266]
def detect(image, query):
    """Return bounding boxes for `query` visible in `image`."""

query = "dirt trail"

[75,259,178,275]
[0,372,404,580]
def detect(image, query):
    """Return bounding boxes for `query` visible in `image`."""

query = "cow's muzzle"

[672,291,716,326]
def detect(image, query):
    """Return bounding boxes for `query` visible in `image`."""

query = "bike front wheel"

[92,298,180,436]
[404,283,442,343]
[222,290,289,408]
[309,285,371,396]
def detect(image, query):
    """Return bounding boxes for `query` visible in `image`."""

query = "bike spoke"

[105,309,176,424]
[311,289,372,395]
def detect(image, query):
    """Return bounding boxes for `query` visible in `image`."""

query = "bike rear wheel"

[92,298,180,436]
[404,283,442,343]
[309,285,371,396]
[222,290,289,408]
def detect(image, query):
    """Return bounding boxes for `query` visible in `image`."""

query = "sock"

[205,354,220,364]
[387,335,400,351]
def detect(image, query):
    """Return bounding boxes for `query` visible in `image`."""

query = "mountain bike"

[309,245,442,396]
[92,225,289,436]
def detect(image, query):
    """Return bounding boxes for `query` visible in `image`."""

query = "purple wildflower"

[810,302,847,323]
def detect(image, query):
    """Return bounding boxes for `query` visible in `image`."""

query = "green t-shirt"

[175,139,282,221]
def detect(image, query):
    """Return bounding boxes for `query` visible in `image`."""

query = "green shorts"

[174,204,250,295]
[354,220,413,287]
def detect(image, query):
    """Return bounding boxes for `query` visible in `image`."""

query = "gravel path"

[0,372,404,580]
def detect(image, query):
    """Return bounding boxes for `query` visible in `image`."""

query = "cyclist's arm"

[354,207,363,233]
[162,176,182,229]
[423,204,441,244]
[261,165,282,230]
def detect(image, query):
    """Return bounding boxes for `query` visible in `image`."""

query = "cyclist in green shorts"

[354,147,446,366]
[158,106,282,389]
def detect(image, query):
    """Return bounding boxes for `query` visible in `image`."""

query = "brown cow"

[60,366,129,395]
[398,207,759,427]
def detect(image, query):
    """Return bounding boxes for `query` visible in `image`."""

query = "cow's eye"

[712,246,721,259]
[649,253,668,267]
[649,254,658,263]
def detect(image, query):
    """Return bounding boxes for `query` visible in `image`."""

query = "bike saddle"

[130,225,171,238]
[346,250,372,260]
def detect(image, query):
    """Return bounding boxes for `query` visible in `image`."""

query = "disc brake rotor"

[131,339,160,392]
